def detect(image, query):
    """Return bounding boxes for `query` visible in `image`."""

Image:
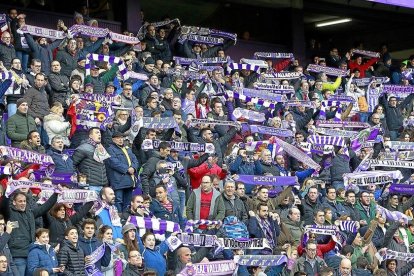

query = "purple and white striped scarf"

[227,63,260,74]
[227,91,278,109]
[352,49,380,58]
[319,101,342,121]
[232,108,266,122]
[128,216,180,237]
[272,136,321,171]
[337,221,358,233]
[0,71,13,80]
[85,53,128,80]
[307,135,346,147]
[307,64,347,77]
[351,127,380,151]
[254,52,294,59]
[377,249,414,263]
[377,204,411,224]
[185,219,222,233]
[186,34,224,45]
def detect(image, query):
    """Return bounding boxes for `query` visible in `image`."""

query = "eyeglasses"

[130,254,142,258]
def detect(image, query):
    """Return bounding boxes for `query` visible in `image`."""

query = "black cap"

[112,131,125,138]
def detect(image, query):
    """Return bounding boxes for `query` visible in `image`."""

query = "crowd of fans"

[0,5,413,276]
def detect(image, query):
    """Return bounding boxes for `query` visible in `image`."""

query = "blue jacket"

[47,148,74,174]
[97,209,123,239]
[78,236,111,270]
[105,143,139,190]
[138,236,169,276]
[27,243,58,276]
[230,155,263,176]
[150,198,183,228]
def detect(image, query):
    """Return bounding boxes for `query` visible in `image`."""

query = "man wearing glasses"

[292,240,327,275]
[123,250,145,275]
[0,31,16,69]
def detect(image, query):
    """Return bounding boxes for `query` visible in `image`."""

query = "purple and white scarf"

[141,139,215,153]
[261,72,302,80]
[319,101,342,121]
[85,53,128,80]
[249,125,293,138]
[316,120,370,128]
[142,117,179,130]
[241,88,286,102]
[19,24,66,40]
[185,219,222,233]
[234,255,287,266]
[389,141,414,151]
[0,146,55,173]
[173,56,229,65]
[177,260,236,276]
[377,204,411,224]
[352,49,380,58]
[95,201,122,227]
[253,83,294,94]
[5,180,60,198]
[351,127,380,151]
[343,170,402,188]
[376,249,414,263]
[227,63,260,74]
[254,52,294,59]
[0,14,7,32]
[189,118,240,128]
[307,64,347,77]
[37,189,98,204]
[314,128,358,138]
[128,216,180,237]
[137,18,180,40]
[232,175,297,186]
[382,84,414,95]
[307,135,346,147]
[68,24,140,45]
[337,221,358,233]
[272,136,321,171]
[232,108,266,122]
[367,159,414,169]
[285,100,316,108]
[227,91,278,109]
[389,184,414,195]
[353,77,389,87]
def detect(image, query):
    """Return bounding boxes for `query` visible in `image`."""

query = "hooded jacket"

[27,242,58,276]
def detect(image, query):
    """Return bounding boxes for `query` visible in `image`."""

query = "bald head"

[177,247,192,264]
[339,258,352,275]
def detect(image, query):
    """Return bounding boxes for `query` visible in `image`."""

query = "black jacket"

[122,263,145,276]
[57,239,85,276]
[8,193,58,258]
[72,141,108,186]
[47,201,94,246]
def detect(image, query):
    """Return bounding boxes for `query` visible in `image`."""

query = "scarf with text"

[254,52,294,59]
[5,180,60,197]
[137,18,180,39]
[307,64,347,76]
[260,72,302,80]
[232,175,297,186]
[343,170,402,188]
[351,49,380,58]
[141,139,215,153]
[232,108,266,122]
[249,125,293,137]
[177,260,236,276]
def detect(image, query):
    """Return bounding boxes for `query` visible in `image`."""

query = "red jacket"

[297,238,336,258]
[348,57,378,78]
[187,162,227,189]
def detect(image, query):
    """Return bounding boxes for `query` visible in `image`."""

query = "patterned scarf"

[257,217,275,249]
[88,139,110,163]
[95,201,122,227]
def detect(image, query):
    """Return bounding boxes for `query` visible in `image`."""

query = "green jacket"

[355,200,376,224]
[350,245,372,268]
[6,111,37,147]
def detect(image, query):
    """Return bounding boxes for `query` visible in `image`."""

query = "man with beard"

[96,187,122,239]
[20,130,44,153]
[121,195,151,224]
